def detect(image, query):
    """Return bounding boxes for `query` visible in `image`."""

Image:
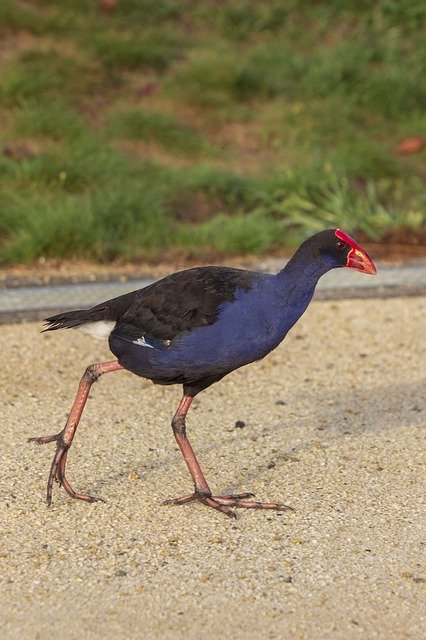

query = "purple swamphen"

[30,229,376,517]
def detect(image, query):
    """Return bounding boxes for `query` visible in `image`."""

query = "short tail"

[43,289,140,333]
[43,309,94,332]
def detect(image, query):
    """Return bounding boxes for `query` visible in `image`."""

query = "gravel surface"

[1,297,425,640]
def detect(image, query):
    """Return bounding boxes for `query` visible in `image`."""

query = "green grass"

[0,1,424,265]
[15,99,87,140]
[93,28,185,72]
[0,50,105,106]
[108,110,213,155]
[0,179,168,263]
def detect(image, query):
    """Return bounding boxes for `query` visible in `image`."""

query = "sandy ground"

[1,297,425,639]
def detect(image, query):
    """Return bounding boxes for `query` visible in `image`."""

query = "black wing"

[44,266,258,342]
[113,266,258,342]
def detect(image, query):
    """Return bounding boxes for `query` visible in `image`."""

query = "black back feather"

[44,266,257,341]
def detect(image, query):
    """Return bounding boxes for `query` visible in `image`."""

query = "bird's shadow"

[101,377,425,497]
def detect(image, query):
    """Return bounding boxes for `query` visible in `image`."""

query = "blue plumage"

[109,246,340,392]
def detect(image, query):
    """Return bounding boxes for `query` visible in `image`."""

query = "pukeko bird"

[29,229,376,518]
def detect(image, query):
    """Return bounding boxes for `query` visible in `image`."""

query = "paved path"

[1,296,424,639]
[1,261,425,324]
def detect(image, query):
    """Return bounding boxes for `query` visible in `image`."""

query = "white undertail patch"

[75,320,116,341]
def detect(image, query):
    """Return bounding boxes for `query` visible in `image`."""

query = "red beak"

[335,229,377,275]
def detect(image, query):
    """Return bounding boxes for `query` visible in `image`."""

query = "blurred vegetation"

[0,0,425,264]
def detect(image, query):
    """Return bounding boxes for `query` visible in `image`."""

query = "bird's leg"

[29,360,123,505]
[164,395,293,518]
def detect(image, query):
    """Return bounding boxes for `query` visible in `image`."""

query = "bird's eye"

[336,241,345,250]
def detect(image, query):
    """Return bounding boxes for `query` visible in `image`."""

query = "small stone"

[115,569,127,577]
[401,571,413,579]
[235,420,245,429]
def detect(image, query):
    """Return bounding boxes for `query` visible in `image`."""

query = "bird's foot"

[28,432,60,445]
[28,431,103,505]
[163,491,293,518]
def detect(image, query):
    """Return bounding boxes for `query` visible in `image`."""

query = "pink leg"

[164,395,293,518]
[29,360,123,505]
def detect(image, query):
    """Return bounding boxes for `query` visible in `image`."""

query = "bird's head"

[300,228,377,275]
[332,228,376,274]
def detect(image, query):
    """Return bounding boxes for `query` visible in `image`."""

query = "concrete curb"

[1,261,425,324]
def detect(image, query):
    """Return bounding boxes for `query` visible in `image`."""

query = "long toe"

[164,491,292,517]
[164,492,236,517]
[213,495,294,511]
[203,496,237,518]
[28,433,61,445]
[34,435,100,506]
[219,492,256,499]
[60,475,105,504]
